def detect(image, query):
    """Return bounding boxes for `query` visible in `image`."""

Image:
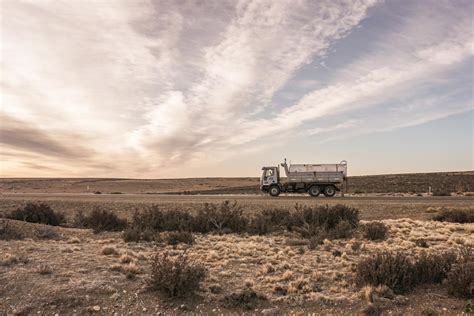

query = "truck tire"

[269,185,281,197]
[323,186,336,197]
[308,186,320,197]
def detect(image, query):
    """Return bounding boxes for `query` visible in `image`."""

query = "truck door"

[263,168,277,186]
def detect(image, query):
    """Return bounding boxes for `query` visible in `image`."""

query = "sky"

[0,0,473,178]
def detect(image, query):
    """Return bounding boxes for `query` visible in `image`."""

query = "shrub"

[149,251,206,297]
[356,250,459,294]
[413,251,456,284]
[328,220,354,239]
[122,227,141,242]
[291,204,359,239]
[101,246,119,256]
[122,227,155,242]
[131,206,194,232]
[166,231,194,245]
[433,209,474,224]
[7,203,65,226]
[356,252,415,293]
[194,201,247,234]
[445,248,473,298]
[248,208,291,235]
[308,234,326,249]
[73,210,87,228]
[0,220,23,240]
[80,208,127,233]
[363,222,388,241]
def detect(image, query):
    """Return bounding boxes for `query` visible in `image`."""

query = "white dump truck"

[260,159,347,197]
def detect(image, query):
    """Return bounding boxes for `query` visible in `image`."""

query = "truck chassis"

[261,182,340,197]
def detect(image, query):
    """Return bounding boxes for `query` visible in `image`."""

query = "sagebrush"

[355,250,459,294]
[8,203,65,226]
[75,208,127,232]
[149,251,206,297]
[363,222,388,240]
[433,209,474,224]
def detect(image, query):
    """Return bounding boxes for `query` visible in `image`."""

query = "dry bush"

[72,210,87,228]
[123,262,141,279]
[222,288,265,310]
[413,252,456,284]
[149,251,206,297]
[79,208,127,233]
[308,234,326,249]
[166,231,194,245]
[160,209,194,232]
[433,209,474,224]
[291,204,359,240]
[328,220,354,239]
[355,252,417,294]
[445,248,473,298]
[363,222,388,241]
[101,246,119,256]
[131,206,194,232]
[194,201,247,234]
[248,208,291,235]
[7,203,65,226]
[0,220,23,240]
[356,250,458,294]
[122,227,155,242]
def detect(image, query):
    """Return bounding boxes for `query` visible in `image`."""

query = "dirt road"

[1,193,472,221]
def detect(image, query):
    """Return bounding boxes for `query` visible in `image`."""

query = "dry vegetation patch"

[433,209,474,223]
[1,200,473,314]
[7,203,65,226]
[149,251,207,297]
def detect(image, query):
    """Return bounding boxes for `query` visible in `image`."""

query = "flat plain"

[1,178,473,315]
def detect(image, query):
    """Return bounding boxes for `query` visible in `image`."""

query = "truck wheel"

[323,186,336,197]
[308,186,320,197]
[269,185,281,197]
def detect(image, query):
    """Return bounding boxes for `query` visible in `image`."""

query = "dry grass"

[0,198,472,314]
[101,246,119,256]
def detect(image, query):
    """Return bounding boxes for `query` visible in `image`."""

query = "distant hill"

[0,171,472,194]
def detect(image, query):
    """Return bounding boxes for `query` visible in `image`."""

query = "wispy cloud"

[1,0,472,177]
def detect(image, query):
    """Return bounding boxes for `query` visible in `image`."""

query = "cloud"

[0,114,93,158]
[128,0,377,165]
[1,0,472,177]
[222,0,473,145]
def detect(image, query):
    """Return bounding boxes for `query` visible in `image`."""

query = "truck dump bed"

[284,161,347,184]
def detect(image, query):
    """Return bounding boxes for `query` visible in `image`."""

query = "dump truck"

[260,159,347,197]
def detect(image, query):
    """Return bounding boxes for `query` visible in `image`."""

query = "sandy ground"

[1,217,473,315]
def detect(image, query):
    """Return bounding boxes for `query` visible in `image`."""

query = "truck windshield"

[265,169,273,177]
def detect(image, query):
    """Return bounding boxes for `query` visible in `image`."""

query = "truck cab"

[260,166,281,196]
